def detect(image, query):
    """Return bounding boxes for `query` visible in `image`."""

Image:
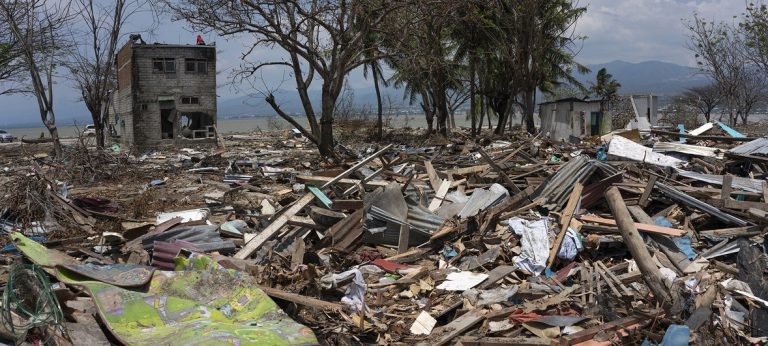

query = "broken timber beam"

[579,215,685,237]
[477,147,521,194]
[605,187,678,315]
[235,145,393,259]
[258,285,342,311]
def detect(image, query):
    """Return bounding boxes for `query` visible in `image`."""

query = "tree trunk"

[486,97,492,130]
[44,121,62,157]
[90,109,105,149]
[319,88,336,158]
[523,89,536,134]
[96,127,105,148]
[420,90,434,134]
[436,89,449,137]
[492,98,508,135]
[372,64,383,141]
[469,60,476,138]
[477,95,485,135]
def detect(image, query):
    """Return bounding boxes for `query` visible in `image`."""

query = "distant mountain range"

[0,60,713,127]
[578,60,711,96]
[219,60,712,118]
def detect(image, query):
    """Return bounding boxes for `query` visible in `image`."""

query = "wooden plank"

[257,286,342,311]
[428,180,451,212]
[397,223,410,255]
[424,160,442,192]
[763,181,768,203]
[638,175,657,208]
[721,175,734,209]
[430,225,456,241]
[699,226,761,237]
[458,336,549,346]
[579,215,685,236]
[447,164,490,176]
[477,147,521,193]
[331,199,364,210]
[287,215,322,230]
[559,315,647,345]
[547,183,583,267]
[320,144,393,189]
[296,175,391,188]
[596,261,632,297]
[235,193,316,259]
[431,309,486,346]
[705,197,768,211]
[306,185,332,208]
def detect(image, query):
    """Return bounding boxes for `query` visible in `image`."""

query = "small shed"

[538,97,610,141]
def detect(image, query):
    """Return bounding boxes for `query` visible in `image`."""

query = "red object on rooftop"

[196,35,205,45]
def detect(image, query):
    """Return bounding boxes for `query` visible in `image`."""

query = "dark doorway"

[590,111,602,136]
[159,101,176,139]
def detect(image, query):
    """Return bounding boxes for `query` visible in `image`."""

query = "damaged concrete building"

[112,39,217,148]
[538,94,659,141]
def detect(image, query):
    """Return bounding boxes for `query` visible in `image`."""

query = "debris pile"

[0,122,767,345]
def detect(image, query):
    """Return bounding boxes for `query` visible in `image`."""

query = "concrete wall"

[626,95,659,131]
[539,100,602,140]
[114,42,216,149]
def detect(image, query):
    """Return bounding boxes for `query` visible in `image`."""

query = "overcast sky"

[0,0,747,126]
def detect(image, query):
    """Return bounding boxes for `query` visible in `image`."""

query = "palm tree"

[589,68,621,116]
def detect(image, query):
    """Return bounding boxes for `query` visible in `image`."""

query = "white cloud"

[577,0,743,65]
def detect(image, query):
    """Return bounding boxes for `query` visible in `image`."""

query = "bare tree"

[0,18,28,95]
[161,0,401,158]
[680,83,722,122]
[0,0,71,156]
[734,69,767,124]
[65,0,147,149]
[687,15,749,126]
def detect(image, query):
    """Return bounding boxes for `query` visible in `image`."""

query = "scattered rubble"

[0,123,767,345]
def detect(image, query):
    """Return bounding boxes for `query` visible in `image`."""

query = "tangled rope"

[1,262,64,342]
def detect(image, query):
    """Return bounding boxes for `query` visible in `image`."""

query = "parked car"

[83,124,96,137]
[0,129,16,143]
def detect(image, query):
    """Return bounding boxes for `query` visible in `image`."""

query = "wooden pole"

[546,183,583,267]
[605,187,675,313]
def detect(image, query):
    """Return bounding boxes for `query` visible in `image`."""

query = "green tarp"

[11,233,318,345]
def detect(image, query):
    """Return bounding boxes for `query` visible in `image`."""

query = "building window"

[181,96,200,105]
[140,104,148,111]
[185,59,207,74]
[152,58,176,73]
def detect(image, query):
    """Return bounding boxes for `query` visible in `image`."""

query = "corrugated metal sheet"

[142,224,236,253]
[608,135,683,167]
[653,142,724,159]
[457,184,508,219]
[676,170,764,193]
[152,240,203,270]
[362,182,445,246]
[729,138,768,156]
[655,182,747,226]
[532,156,619,211]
